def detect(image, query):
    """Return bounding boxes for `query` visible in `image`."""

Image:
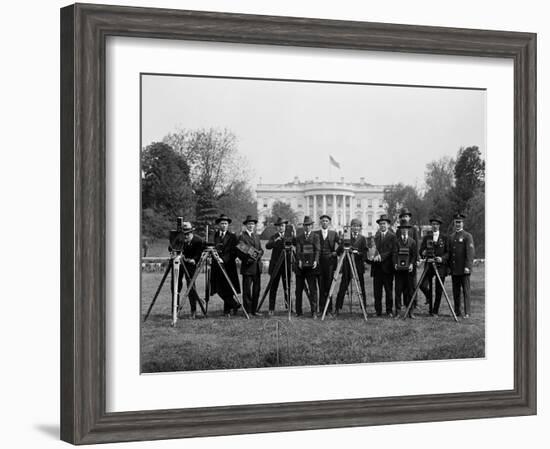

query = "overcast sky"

[141,74,485,187]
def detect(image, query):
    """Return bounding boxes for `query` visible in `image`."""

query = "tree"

[423,156,456,226]
[452,146,485,212]
[217,180,258,229]
[383,183,428,226]
[464,188,485,258]
[141,142,194,237]
[268,201,299,226]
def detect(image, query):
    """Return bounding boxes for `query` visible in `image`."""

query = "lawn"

[141,264,485,372]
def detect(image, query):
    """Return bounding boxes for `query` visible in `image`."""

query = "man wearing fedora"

[393,219,418,318]
[211,214,241,317]
[294,216,320,317]
[448,213,475,318]
[368,214,397,317]
[179,222,204,319]
[265,217,292,314]
[314,214,340,315]
[335,218,368,315]
[238,215,264,316]
[419,215,449,316]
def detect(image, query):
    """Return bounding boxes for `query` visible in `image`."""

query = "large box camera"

[168,217,185,252]
[300,243,315,268]
[424,231,435,259]
[342,226,352,249]
[396,247,410,271]
[236,241,261,261]
[366,236,379,261]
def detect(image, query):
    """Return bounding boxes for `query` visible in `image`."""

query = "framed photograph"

[60,3,536,445]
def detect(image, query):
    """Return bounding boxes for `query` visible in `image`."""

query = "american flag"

[329,155,341,169]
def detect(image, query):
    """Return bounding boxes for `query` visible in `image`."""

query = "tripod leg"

[321,253,345,320]
[256,250,285,313]
[284,253,291,321]
[180,254,208,316]
[212,254,250,319]
[349,253,368,322]
[144,261,172,322]
[205,256,211,314]
[433,263,459,322]
[403,263,428,319]
[171,257,180,327]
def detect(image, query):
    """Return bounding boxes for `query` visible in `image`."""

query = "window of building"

[368,214,373,226]
[356,200,361,208]
[368,199,373,208]
[263,203,268,208]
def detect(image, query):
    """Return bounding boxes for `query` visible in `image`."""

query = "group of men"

[170,208,475,320]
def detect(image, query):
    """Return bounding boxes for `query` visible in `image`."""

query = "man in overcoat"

[335,218,368,314]
[419,215,449,316]
[448,213,475,318]
[393,219,418,318]
[367,214,397,317]
[238,215,264,316]
[294,216,320,318]
[314,214,340,315]
[265,217,292,314]
[211,214,241,316]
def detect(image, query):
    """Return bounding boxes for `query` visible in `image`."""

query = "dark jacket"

[238,231,264,276]
[393,235,418,270]
[337,233,368,274]
[294,230,320,275]
[368,230,396,277]
[448,230,475,275]
[265,231,287,275]
[182,234,204,271]
[314,229,340,258]
[419,232,449,275]
[211,230,240,295]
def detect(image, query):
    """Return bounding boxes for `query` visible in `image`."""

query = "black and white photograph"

[140,74,486,373]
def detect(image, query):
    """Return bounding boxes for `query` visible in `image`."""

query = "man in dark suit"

[393,219,418,318]
[419,215,450,316]
[178,222,204,319]
[238,215,264,316]
[294,216,320,318]
[395,207,421,307]
[211,214,241,317]
[448,213,475,318]
[335,218,368,314]
[265,217,292,315]
[314,214,340,315]
[367,214,397,317]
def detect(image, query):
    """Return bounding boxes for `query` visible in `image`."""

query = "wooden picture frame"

[60,3,536,444]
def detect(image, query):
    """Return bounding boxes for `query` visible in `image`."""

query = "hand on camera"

[312,261,318,269]
[408,264,413,272]
[464,267,470,274]
[435,256,442,263]
[374,255,381,262]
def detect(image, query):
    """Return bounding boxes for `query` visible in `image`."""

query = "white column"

[305,196,310,217]
[333,194,337,226]
[313,195,317,220]
[350,196,355,221]
[342,195,347,226]
[323,195,327,215]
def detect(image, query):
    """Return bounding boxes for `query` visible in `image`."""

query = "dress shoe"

[464,314,470,319]
[190,312,196,320]
[408,312,416,319]
[252,312,263,317]
[387,312,394,318]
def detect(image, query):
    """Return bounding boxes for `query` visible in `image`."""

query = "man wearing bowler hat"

[238,215,264,316]
[448,213,475,318]
[211,214,241,317]
[335,218,368,315]
[265,217,292,315]
[393,219,418,318]
[368,214,397,317]
[419,215,449,316]
[395,207,421,306]
[294,216,320,318]
[314,214,340,315]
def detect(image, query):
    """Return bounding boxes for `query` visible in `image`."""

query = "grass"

[141,266,485,372]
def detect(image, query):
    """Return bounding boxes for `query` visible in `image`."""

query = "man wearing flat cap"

[294,216,320,318]
[367,214,397,317]
[335,218,368,315]
[314,214,340,315]
[393,219,418,318]
[238,215,264,316]
[211,214,241,317]
[448,213,475,318]
[173,222,204,319]
[419,215,449,316]
[265,217,292,314]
